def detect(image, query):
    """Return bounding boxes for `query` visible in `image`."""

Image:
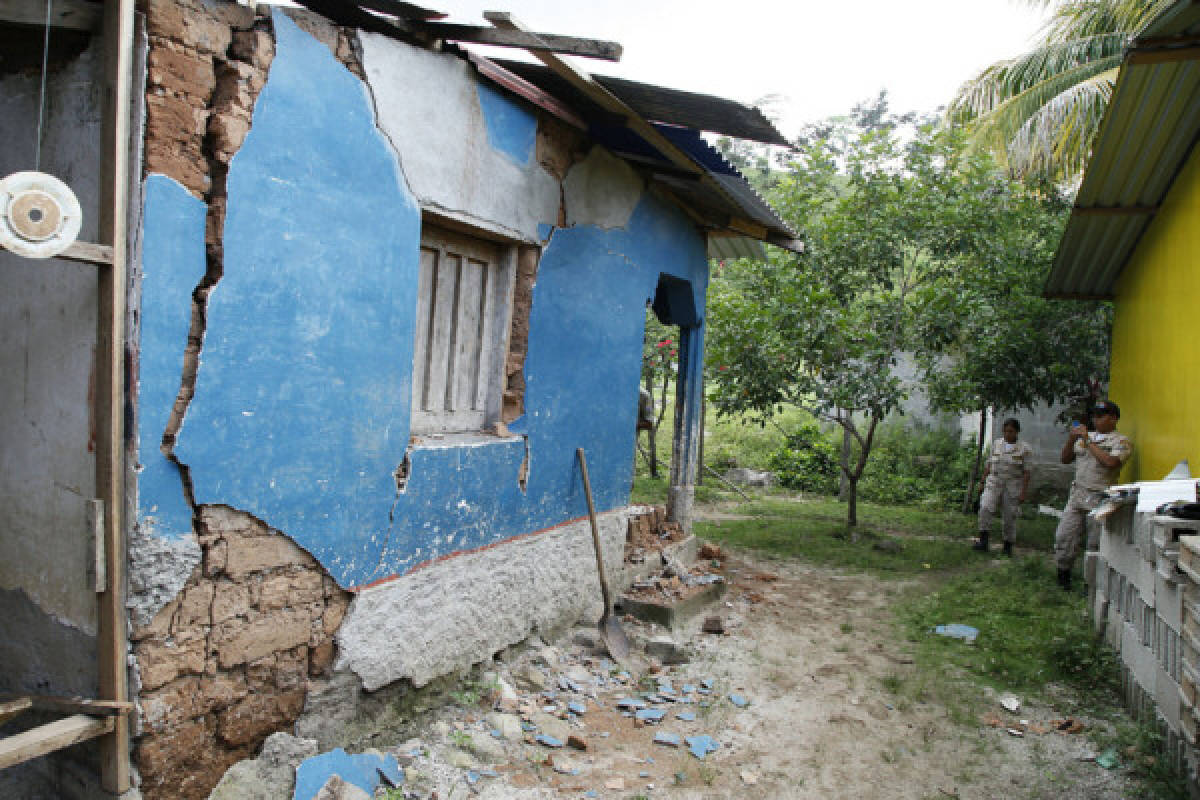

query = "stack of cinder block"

[1087,499,1200,788]
[626,506,683,542]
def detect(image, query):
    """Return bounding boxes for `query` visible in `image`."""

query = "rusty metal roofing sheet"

[491,58,790,146]
[1046,0,1200,298]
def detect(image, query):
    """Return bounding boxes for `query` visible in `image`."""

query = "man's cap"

[1093,400,1121,418]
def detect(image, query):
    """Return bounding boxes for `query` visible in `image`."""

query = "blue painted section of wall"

[475,81,536,166]
[139,12,710,588]
[174,11,421,584]
[137,175,206,539]
[292,748,403,800]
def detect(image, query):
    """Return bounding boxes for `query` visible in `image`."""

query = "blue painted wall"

[475,81,537,166]
[139,11,709,589]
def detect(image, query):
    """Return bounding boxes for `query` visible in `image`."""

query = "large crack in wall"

[134,6,359,800]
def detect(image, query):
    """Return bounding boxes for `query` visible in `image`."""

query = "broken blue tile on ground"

[676,711,696,721]
[536,734,564,748]
[933,623,979,643]
[685,735,720,760]
[729,694,749,708]
[635,708,666,723]
[617,697,647,710]
[293,748,404,800]
[568,701,588,715]
[654,732,682,747]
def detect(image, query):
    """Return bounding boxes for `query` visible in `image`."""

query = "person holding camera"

[973,418,1033,556]
[1053,400,1132,590]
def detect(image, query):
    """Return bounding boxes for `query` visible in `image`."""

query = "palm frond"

[949,32,1129,121]
[965,54,1123,165]
[1006,67,1118,177]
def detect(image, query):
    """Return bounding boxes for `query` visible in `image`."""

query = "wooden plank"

[97,0,134,789]
[0,0,102,31]
[426,250,459,412]
[0,715,114,771]
[59,240,114,266]
[413,21,622,61]
[0,694,132,717]
[466,52,586,131]
[0,698,31,726]
[1128,45,1200,65]
[352,0,445,21]
[412,246,437,413]
[450,258,484,412]
[483,12,701,179]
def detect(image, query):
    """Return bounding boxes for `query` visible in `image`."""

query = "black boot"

[1057,568,1072,590]
[972,531,989,552]
[1002,541,1013,557]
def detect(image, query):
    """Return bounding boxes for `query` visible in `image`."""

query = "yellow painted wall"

[1110,145,1200,481]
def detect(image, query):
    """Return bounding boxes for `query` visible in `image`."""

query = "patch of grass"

[899,557,1118,698]
[1089,719,1190,799]
[695,494,1057,576]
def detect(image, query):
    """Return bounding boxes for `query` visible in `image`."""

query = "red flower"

[717,365,728,372]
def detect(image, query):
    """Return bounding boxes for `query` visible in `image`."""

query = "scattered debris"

[566,735,588,751]
[740,769,758,785]
[1053,717,1085,734]
[999,693,1020,713]
[702,616,725,634]
[1096,748,1120,769]
[728,693,749,708]
[535,734,563,748]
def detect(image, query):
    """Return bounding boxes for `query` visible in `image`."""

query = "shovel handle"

[577,448,612,610]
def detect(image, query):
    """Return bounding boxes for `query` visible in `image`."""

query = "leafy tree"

[912,179,1112,509]
[949,0,1173,180]
[708,96,993,527]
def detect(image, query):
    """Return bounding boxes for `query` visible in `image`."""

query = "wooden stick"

[704,464,751,502]
[0,715,115,771]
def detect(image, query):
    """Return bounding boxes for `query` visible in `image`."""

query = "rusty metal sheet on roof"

[1046,0,1200,298]
[492,59,789,146]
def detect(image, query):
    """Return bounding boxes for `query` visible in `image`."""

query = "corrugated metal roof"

[1046,0,1200,298]
[492,59,790,146]
[586,121,799,249]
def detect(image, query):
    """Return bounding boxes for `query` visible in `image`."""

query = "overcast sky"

[427,0,1050,140]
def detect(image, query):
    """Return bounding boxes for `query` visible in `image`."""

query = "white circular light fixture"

[0,171,83,259]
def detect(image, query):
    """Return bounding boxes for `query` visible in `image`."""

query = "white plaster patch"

[337,509,634,690]
[358,33,560,242]
[127,520,202,628]
[562,146,644,230]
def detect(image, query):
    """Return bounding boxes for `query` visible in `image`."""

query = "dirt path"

[382,547,1136,800]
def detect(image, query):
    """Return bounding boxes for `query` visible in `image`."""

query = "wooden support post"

[96,0,135,791]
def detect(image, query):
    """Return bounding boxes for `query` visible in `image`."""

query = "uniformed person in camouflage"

[1053,400,1132,589]
[973,418,1032,556]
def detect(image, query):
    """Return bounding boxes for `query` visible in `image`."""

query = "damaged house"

[0,0,798,796]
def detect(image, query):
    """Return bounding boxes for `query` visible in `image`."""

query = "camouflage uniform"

[978,438,1034,544]
[1053,431,1133,570]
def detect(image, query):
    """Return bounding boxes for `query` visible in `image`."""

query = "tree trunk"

[846,475,858,527]
[838,424,851,501]
[644,371,659,479]
[962,405,987,514]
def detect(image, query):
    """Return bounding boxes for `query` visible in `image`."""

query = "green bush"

[856,423,976,511]
[768,422,839,494]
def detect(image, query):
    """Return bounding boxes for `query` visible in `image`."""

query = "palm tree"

[949,0,1174,181]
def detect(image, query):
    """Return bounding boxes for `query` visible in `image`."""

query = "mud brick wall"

[131,506,350,800]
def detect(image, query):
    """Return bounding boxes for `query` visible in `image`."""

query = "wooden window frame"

[411,222,518,435]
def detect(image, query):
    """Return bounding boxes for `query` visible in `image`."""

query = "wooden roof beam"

[414,21,622,61]
[1127,44,1200,64]
[484,11,701,178]
[0,0,101,31]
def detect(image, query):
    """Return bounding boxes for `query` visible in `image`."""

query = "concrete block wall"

[1088,503,1200,788]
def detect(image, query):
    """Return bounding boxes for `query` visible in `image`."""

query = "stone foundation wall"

[131,506,350,800]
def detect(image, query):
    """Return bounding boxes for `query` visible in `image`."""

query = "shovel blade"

[599,611,632,666]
